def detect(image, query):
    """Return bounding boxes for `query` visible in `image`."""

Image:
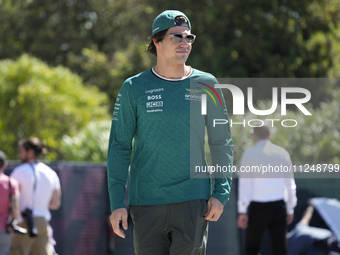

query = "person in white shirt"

[10,137,61,255]
[237,125,297,255]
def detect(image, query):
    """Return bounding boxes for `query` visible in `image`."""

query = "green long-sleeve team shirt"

[107,68,233,213]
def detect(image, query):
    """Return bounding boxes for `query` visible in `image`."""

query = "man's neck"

[153,63,191,80]
[22,158,38,164]
[254,138,270,144]
[29,159,39,164]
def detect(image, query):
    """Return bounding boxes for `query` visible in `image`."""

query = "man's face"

[156,26,192,65]
[18,145,29,163]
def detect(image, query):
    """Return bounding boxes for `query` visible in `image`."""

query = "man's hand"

[287,213,294,225]
[204,197,224,221]
[237,214,248,229]
[109,208,128,238]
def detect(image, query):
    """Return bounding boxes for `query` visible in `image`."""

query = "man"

[0,150,20,255]
[107,10,233,255]
[237,125,297,255]
[10,137,61,255]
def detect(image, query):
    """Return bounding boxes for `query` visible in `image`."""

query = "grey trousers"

[130,199,209,255]
[0,230,11,255]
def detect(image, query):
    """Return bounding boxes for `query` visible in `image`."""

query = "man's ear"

[153,38,161,48]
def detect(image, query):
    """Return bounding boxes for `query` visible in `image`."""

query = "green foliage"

[60,120,111,162]
[184,0,340,77]
[228,92,340,164]
[66,42,154,111]
[1,0,340,162]
[0,54,109,160]
[0,0,151,64]
[0,0,156,110]
[1,0,340,112]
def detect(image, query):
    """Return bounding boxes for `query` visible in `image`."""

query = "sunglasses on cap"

[164,33,196,44]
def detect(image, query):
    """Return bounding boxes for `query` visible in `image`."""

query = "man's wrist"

[211,193,228,206]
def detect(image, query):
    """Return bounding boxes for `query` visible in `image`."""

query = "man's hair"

[19,137,47,158]
[147,16,189,57]
[0,150,6,169]
[253,125,271,139]
[147,29,168,57]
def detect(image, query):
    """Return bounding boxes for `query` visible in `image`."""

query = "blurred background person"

[237,125,297,255]
[0,150,20,255]
[288,203,340,255]
[10,137,61,255]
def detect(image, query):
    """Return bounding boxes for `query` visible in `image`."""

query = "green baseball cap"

[152,10,191,36]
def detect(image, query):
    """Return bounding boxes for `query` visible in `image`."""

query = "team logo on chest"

[185,88,202,101]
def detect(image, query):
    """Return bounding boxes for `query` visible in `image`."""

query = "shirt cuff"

[238,203,248,214]
[287,208,294,214]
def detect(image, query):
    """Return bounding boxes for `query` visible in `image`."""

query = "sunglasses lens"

[186,35,195,43]
[173,34,183,43]
[168,33,196,44]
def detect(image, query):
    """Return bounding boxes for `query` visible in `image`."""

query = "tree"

[0,0,153,65]
[66,42,154,111]
[1,0,340,111]
[0,54,109,160]
[1,0,340,163]
[60,120,111,162]
[226,92,340,165]
[0,0,156,111]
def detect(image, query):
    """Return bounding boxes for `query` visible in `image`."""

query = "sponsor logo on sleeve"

[112,94,122,121]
